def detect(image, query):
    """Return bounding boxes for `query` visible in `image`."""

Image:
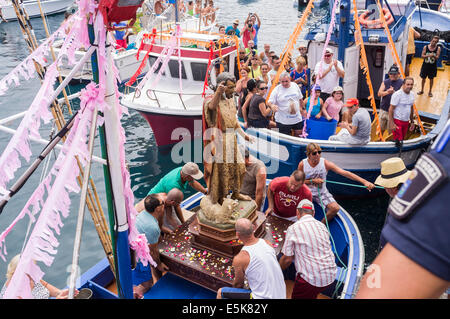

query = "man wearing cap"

[135,162,207,212]
[377,65,403,132]
[373,157,412,251]
[279,199,337,299]
[329,98,371,144]
[389,77,416,141]
[225,19,241,38]
[313,48,345,102]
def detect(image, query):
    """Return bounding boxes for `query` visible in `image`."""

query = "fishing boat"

[240,0,449,196]
[76,181,365,299]
[121,29,238,146]
[52,3,217,84]
[0,0,73,21]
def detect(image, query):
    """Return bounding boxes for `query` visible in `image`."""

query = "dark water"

[0,0,387,291]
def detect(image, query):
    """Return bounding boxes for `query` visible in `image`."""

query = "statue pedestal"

[188,199,266,258]
[189,211,266,258]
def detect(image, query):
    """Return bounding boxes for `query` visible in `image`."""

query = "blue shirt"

[113,22,127,40]
[253,24,260,47]
[381,121,450,281]
[136,212,160,245]
[225,26,240,38]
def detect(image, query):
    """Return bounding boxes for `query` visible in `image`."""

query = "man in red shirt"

[265,170,312,222]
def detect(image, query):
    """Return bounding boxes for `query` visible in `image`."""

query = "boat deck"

[410,57,450,116]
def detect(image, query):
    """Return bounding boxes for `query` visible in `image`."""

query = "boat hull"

[78,180,364,299]
[137,109,202,146]
[1,0,72,21]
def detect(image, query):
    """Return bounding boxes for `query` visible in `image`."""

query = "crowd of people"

[131,139,376,299]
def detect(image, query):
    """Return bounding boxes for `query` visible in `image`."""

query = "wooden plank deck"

[410,57,450,116]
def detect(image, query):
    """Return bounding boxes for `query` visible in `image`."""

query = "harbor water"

[0,0,388,290]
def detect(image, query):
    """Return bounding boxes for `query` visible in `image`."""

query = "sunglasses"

[311,150,322,156]
[324,54,332,58]
[259,86,268,90]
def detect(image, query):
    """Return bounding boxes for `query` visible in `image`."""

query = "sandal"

[417,91,424,95]
[428,92,433,97]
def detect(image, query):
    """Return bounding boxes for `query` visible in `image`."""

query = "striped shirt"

[282,214,337,287]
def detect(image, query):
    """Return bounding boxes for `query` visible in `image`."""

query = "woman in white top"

[267,72,305,136]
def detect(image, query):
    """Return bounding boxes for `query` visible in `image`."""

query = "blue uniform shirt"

[381,120,450,281]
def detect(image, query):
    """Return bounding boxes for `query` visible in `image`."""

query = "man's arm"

[135,199,145,213]
[265,181,275,216]
[356,243,449,298]
[189,180,207,194]
[174,203,185,224]
[278,254,294,271]
[388,104,398,131]
[255,167,267,210]
[325,160,374,190]
[335,60,345,78]
[232,252,248,288]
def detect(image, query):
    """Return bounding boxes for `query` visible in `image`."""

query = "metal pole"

[68,107,98,299]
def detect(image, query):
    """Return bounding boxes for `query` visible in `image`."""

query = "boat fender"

[358,8,394,29]
[388,150,448,221]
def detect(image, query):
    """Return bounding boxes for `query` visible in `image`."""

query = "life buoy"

[358,8,394,29]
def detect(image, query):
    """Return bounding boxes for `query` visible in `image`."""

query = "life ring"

[358,8,394,29]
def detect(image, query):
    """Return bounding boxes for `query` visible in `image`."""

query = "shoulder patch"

[388,152,448,220]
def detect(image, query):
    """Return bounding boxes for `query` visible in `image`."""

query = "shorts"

[275,121,304,135]
[292,274,333,299]
[312,188,336,207]
[392,118,409,141]
[248,117,269,128]
[220,287,252,299]
[406,53,414,65]
[420,63,437,79]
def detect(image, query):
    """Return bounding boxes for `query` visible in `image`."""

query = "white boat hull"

[0,0,72,21]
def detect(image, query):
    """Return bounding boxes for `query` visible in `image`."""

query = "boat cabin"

[304,0,417,104]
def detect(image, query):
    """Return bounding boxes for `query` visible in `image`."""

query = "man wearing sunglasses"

[313,48,345,101]
[298,143,375,223]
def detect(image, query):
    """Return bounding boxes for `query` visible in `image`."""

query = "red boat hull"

[138,111,202,146]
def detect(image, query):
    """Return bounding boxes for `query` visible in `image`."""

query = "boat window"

[191,62,208,81]
[168,60,187,79]
[149,56,164,75]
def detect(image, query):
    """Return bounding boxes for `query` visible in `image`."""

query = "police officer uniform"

[381,119,450,282]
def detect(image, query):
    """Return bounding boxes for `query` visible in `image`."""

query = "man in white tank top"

[297,143,375,222]
[217,218,286,299]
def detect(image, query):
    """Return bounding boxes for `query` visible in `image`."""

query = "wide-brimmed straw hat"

[375,157,412,188]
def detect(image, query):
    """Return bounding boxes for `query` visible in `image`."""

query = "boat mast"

[337,0,351,68]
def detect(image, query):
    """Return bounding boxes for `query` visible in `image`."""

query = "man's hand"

[265,206,273,216]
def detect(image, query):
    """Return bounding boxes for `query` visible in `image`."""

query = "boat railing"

[142,5,216,34]
[129,86,205,110]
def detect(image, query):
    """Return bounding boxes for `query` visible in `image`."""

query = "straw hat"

[375,157,412,188]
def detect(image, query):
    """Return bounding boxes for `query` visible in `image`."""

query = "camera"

[252,49,256,56]
[248,23,252,29]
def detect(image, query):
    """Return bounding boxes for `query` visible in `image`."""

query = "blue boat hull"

[78,180,364,299]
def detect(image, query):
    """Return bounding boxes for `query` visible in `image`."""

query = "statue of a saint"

[202,72,253,206]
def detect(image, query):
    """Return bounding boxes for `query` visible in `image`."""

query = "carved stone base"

[189,211,266,258]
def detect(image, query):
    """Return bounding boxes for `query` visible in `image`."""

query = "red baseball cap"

[345,98,359,107]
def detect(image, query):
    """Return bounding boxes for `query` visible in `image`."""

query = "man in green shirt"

[135,162,207,212]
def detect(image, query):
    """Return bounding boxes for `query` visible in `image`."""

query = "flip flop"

[417,91,424,95]
[428,93,433,97]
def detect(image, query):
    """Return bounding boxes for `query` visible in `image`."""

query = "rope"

[373,0,426,136]
[325,179,384,189]
[351,1,385,142]
[316,186,348,298]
